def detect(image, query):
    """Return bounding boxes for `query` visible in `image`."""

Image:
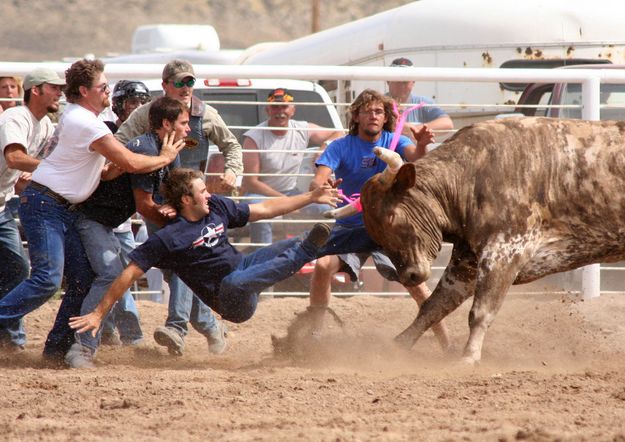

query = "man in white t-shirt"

[0,59,184,367]
[242,87,343,245]
[0,68,64,352]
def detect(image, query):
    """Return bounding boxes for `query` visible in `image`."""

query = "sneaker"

[100,330,122,346]
[206,322,228,355]
[303,223,332,250]
[65,343,95,369]
[153,326,185,356]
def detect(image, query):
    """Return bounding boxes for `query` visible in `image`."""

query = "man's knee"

[313,256,340,277]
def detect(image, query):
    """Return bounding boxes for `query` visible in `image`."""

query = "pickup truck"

[515,64,625,120]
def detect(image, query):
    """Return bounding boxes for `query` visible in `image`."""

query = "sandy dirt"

[2,292,625,441]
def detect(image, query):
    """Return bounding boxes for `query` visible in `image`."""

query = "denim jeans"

[218,236,319,323]
[0,186,94,359]
[75,216,143,351]
[246,189,331,245]
[100,229,143,344]
[146,222,218,338]
[0,208,28,346]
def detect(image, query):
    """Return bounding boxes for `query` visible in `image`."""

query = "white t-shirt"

[0,106,55,212]
[32,103,111,204]
[243,120,310,192]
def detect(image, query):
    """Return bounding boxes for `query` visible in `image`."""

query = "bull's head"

[328,147,443,286]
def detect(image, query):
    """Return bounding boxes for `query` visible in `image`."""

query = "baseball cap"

[162,59,196,83]
[23,68,65,90]
[389,57,413,67]
[267,88,294,102]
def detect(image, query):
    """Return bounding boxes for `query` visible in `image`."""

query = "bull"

[328,117,625,364]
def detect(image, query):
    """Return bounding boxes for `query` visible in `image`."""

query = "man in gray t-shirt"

[0,68,64,352]
[241,87,342,245]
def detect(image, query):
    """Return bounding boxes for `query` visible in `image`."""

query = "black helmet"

[112,80,151,119]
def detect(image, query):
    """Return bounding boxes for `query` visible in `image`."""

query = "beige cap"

[23,68,65,90]
[162,59,196,83]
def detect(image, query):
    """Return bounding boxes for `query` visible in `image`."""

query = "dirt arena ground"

[2,292,625,441]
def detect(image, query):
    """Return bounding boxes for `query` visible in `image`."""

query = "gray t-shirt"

[243,119,310,192]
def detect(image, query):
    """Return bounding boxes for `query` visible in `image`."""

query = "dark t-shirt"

[129,195,250,304]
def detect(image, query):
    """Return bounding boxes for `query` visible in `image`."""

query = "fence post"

[580,76,601,299]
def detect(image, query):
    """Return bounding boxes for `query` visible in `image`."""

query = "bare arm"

[402,115,454,143]
[241,136,285,197]
[309,165,335,191]
[91,131,184,174]
[307,123,344,147]
[248,184,339,222]
[133,188,171,227]
[401,126,436,162]
[68,263,145,336]
[204,106,243,189]
[4,144,40,172]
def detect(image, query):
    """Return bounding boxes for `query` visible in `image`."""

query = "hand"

[14,172,32,194]
[311,183,340,207]
[69,312,103,337]
[160,131,185,162]
[218,170,237,192]
[100,162,124,181]
[409,125,435,149]
[157,203,177,219]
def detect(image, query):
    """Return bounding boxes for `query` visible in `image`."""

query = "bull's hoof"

[393,332,414,350]
[458,355,479,366]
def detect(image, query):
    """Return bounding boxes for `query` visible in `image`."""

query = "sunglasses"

[94,83,110,93]
[172,78,196,88]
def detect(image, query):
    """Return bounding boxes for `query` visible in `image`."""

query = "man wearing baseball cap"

[0,67,65,352]
[242,87,342,246]
[116,59,242,357]
[387,57,454,143]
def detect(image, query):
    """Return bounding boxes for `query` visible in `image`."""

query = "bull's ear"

[392,164,416,194]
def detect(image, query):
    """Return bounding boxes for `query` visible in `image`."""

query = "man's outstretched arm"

[69,263,145,336]
[248,184,339,222]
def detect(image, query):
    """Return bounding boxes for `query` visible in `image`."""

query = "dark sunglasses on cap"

[172,78,196,88]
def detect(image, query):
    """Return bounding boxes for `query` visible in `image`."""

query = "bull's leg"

[462,257,521,364]
[395,244,477,349]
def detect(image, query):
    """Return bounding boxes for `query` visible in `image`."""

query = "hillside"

[0,0,413,61]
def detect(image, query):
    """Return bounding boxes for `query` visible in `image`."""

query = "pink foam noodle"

[389,101,426,152]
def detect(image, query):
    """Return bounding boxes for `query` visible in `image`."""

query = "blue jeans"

[101,229,143,344]
[0,186,94,359]
[0,207,28,346]
[246,189,331,245]
[75,216,143,351]
[146,222,218,338]
[218,236,319,323]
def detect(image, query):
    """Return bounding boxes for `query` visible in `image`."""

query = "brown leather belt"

[29,181,71,207]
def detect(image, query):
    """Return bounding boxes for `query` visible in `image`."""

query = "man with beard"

[285,89,450,350]
[0,68,64,352]
[242,87,342,246]
[0,59,183,365]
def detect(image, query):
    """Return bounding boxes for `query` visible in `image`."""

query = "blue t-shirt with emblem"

[315,131,412,227]
[129,195,250,306]
[126,132,181,203]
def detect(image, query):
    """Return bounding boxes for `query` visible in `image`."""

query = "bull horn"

[374,147,403,187]
[323,203,359,219]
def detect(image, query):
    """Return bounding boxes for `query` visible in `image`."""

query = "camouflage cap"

[162,59,196,83]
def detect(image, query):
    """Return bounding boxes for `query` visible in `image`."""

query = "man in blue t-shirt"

[68,168,348,342]
[386,57,454,145]
[288,88,450,351]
